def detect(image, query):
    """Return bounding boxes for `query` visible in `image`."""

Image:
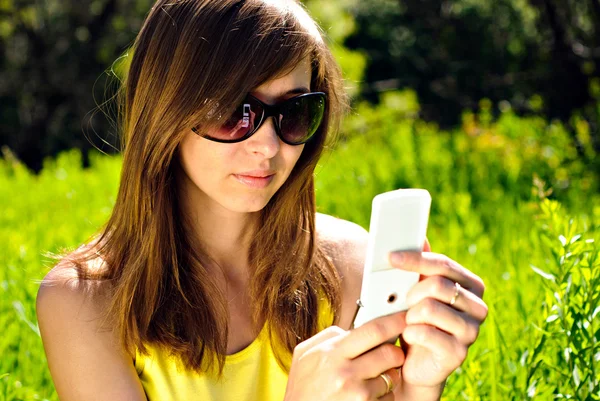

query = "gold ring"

[379,372,394,395]
[450,282,461,306]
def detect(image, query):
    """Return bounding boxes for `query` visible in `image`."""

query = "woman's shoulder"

[37,248,112,319]
[36,252,116,347]
[315,213,368,329]
[315,212,368,256]
[36,252,146,400]
[36,247,123,356]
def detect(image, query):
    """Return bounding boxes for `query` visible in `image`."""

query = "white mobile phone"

[352,189,431,329]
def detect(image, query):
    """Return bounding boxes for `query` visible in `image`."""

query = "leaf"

[563,347,571,362]
[573,365,580,387]
[506,359,517,374]
[527,379,538,398]
[559,235,567,246]
[531,265,556,281]
[12,300,40,336]
[520,349,530,366]
[570,234,582,244]
[546,315,559,323]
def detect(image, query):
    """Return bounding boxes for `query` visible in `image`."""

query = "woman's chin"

[220,195,273,214]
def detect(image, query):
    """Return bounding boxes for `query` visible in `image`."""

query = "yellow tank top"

[135,299,334,401]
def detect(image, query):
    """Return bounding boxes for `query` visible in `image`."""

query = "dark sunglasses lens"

[212,98,263,141]
[280,94,325,144]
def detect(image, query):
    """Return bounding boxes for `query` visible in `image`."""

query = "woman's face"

[177,58,311,215]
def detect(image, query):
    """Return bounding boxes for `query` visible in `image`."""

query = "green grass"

[0,150,120,401]
[1,96,599,399]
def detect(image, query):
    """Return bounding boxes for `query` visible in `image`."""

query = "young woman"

[36,1,488,400]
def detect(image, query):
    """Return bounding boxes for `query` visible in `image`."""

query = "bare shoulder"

[37,257,113,335]
[316,213,368,330]
[316,212,368,264]
[36,257,146,401]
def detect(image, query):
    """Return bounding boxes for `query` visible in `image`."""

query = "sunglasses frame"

[192,92,327,146]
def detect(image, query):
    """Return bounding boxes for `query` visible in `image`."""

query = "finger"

[423,237,432,252]
[378,391,395,401]
[293,325,347,358]
[351,343,405,378]
[389,251,485,298]
[406,276,489,322]
[402,324,467,364]
[405,298,481,345]
[364,368,400,399]
[337,312,407,359]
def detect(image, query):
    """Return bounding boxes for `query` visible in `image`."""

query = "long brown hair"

[51,0,349,376]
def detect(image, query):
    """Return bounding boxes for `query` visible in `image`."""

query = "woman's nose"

[246,117,281,157]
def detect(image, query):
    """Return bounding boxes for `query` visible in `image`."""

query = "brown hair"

[50,0,349,376]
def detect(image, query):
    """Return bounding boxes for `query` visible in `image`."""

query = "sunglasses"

[192,92,326,145]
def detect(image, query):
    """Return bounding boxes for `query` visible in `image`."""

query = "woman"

[36,0,488,400]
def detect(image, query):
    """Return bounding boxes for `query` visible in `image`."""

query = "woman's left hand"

[389,240,488,394]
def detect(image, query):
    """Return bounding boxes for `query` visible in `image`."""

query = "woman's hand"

[390,240,488,397]
[284,313,407,401]
[284,239,488,401]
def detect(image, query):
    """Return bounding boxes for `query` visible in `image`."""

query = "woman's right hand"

[283,312,407,401]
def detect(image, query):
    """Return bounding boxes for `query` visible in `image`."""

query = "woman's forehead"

[249,58,311,103]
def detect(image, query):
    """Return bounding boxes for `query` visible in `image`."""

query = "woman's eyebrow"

[283,87,310,96]
[276,87,310,101]
[250,86,310,102]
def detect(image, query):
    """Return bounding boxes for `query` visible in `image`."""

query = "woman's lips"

[233,174,275,188]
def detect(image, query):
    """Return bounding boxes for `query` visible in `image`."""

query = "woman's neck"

[177,178,259,280]
[192,209,257,274]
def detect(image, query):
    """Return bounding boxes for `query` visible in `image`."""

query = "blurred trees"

[344,0,600,165]
[0,0,151,172]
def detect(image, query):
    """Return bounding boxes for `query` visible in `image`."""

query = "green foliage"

[304,0,365,98]
[317,90,598,225]
[344,0,600,168]
[0,150,121,401]
[524,199,599,399]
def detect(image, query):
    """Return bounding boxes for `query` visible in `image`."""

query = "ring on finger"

[450,282,461,306]
[379,372,394,395]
